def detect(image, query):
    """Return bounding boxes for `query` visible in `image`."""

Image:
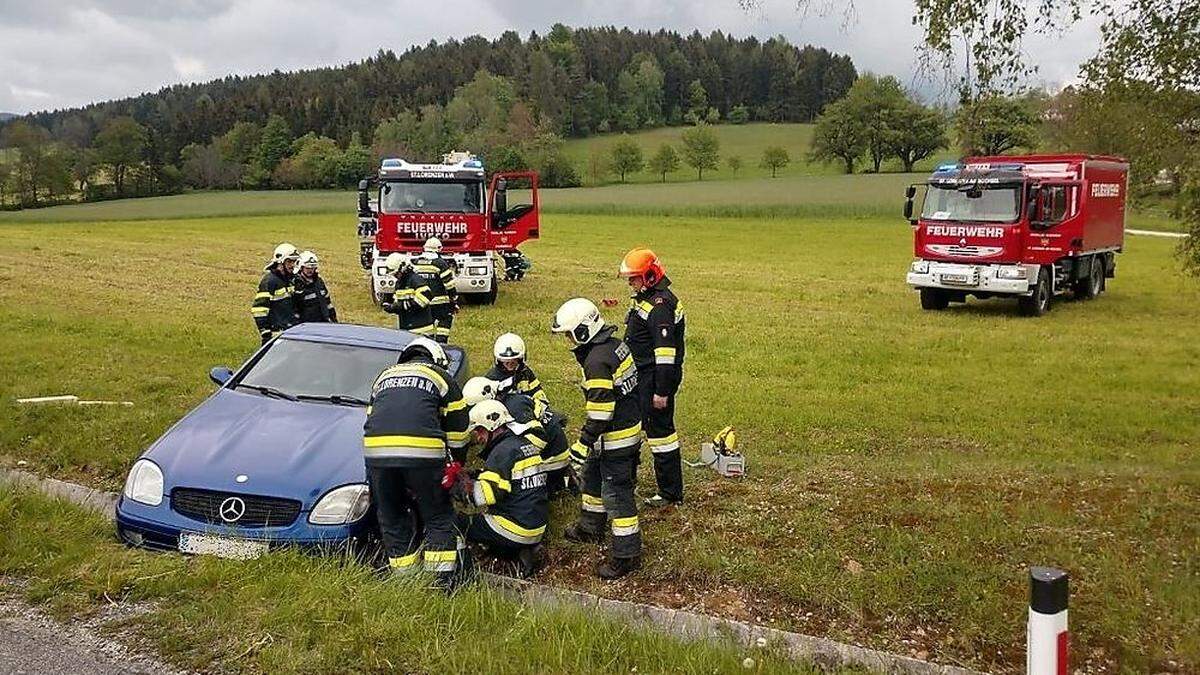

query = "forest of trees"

[0,25,858,207]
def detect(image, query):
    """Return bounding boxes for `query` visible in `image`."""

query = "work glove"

[440,461,464,491]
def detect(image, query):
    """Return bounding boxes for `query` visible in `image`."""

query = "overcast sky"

[0,0,1105,115]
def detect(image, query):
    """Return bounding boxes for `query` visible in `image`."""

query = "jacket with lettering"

[498,391,568,469]
[251,267,298,339]
[468,428,548,545]
[569,327,641,463]
[485,361,548,404]
[624,276,686,396]
[381,267,435,335]
[362,357,469,467]
[294,273,337,323]
[414,253,457,306]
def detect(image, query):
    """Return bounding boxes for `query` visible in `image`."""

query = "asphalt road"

[0,587,187,675]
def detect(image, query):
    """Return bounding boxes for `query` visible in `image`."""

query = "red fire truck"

[904,154,1128,316]
[357,151,540,305]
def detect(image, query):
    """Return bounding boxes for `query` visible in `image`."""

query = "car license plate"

[941,273,974,285]
[178,532,268,560]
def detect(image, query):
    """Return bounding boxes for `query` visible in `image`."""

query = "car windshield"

[922,185,1020,223]
[380,180,483,214]
[236,339,399,403]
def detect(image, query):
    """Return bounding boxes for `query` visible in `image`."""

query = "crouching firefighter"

[449,399,549,578]
[362,337,471,589]
[620,247,686,507]
[463,376,571,498]
[251,242,301,344]
[416,237,458,344]
[381,253,436,338]
[294,250,338,323]
[551,298,643,579]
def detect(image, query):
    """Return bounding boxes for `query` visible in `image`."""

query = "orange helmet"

[619,247,665,285]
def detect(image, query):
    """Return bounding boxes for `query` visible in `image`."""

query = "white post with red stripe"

[1027,566,1069,675]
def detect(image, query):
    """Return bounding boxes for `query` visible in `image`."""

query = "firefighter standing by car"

[463,376,571,497]
[551,298,643,579]
[620,247,686,507]
[381,253,436,338]
[416,237,458,343]
[486,333,548,404]
[362,337,470,589]
[251,243,301,344]
[449,399,549,578]
[294,250,338,323]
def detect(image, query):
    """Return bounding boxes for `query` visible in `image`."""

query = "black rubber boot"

[597,556,641,580]
[516,544,546,579]
[563,523,604,544]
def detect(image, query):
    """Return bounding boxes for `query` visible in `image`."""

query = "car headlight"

[309,484,371,525]
[123,459,163,506]
[468,267,489,277]
[910,260,929,274]
[996,266,1029,280]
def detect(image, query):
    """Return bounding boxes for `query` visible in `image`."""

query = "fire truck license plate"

[941,273,974,285]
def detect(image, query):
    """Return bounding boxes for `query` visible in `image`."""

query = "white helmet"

[298,250,319,269]
[269,242,300,269]
[399,336,449,368]
[384,252,409,274]
[493,332,526,362]
[463,377,500,406]
[469,399,512,432]
[423,237,443,254]
[551,298,605,346]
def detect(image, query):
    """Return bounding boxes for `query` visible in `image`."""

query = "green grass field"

[0,193,1196,672]
[561,123,957,185]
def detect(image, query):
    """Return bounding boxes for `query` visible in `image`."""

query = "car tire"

[482,273,498,305]
[920,288,949,311]
[1019,268,1051,317]
[366,276,381,307]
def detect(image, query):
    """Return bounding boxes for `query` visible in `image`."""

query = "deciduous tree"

[610,136,644,182]
[760,146,790,177]
[648,143,679,182]
[681,124,720,180]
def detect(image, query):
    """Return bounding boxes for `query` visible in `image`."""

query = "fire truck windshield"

[380,180,483,214]
[921,185,1020,223]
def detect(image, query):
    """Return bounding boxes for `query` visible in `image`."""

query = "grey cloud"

[0,0,1101,115]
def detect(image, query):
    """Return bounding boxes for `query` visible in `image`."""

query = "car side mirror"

[209,366,234,386]
[905,186,917,199]
[903,199,914,220]
[357,180,371,216]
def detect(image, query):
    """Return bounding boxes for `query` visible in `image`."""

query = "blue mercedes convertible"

[116,323,468,558]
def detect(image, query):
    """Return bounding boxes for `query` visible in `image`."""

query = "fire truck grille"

[397,234,469,249]
[171,488,301,528]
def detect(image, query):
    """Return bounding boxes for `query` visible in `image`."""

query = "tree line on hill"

[0,25,858,207]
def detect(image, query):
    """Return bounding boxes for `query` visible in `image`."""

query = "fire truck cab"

[904,154,1128,316]
[357,151,539,305]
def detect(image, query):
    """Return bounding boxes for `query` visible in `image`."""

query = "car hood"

[145,388,366,508]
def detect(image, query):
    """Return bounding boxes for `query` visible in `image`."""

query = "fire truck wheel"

[1019,268,1051,317]
[366,277,381,307]
[919,288,949,311]
[1074,258,1103,300]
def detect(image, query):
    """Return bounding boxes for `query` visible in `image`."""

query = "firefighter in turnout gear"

[451,399,549,578]
[294,250,338,323]
[485,333,548,404]
[416,237,458,343]
[551,298,643,579]
[362,337,471,589]
[620,247,686,507]
[463,376,571,497]
[251,243,301,344]
[381,253,436,337]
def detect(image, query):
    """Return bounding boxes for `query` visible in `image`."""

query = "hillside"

[563,122,958,185]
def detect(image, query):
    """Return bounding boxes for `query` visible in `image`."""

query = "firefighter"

[415,237,459,344]
[620,247,686,507]
[485,332,548,404]
[551,298,643,579]
[450,399,549,578]
[381,253,436,337]
[294,250,338,323]
[363,337,471,589]
[251,242,301,344]
[463,376,571,497]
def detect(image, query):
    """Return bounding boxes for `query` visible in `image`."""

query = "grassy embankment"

[0,190,1196,672]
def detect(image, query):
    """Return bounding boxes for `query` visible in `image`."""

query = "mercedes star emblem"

[219,496,246,523]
